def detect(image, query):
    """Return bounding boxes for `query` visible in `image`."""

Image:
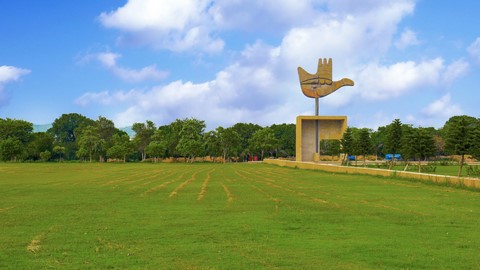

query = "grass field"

[1,162,480,269]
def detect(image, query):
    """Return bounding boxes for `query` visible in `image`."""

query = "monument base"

[296,116,347,162]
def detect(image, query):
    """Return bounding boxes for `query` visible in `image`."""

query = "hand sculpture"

[297,58,354,98]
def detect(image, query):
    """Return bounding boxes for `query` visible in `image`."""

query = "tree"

[48,113,95,160]
[53,145,65,162]
[471,126,480,160]
[321,139,341,159]
[405,127,436,172]
[107,132,131,162]
[176,118,206,162]
[433,134,445,156]
[444,115,478,176]
[76,147,89,162]
[270,123,296,157]
[217,127,241,162]
[371,126,387,160]
[95,116,117,161]
[132,121,156,161]
[0,118,33,143]
[340,127,354,165]
[248,128,278,160]
[0,118,33,161]
[0,138,23,161]
[27,132,54,161]
[76,126,105,162]
[356,128,373,166]
[395,124,415,170]
[39,150,51,162]
[384,119,403,169]
[156,122,182,158]
[231,123,262,160]
[145,141,166,162]
[203,130,221,160]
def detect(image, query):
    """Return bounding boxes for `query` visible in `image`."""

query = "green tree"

[77,126,103,162]
[270,123,296,157]
[397,124,414,169]
[405,127,436,172]
[321,139,341,159]
[444,115,478,176]
[340,127,354,165]
[0,138,23,161]
[95,116,117,161]
[384,119,403,169]
[203,130,221,160]
[48,113,95,160]
[132,121,156,161]
[0,118,34,161]
[0,118,33,143]
[217,127,241,162]
[156,122,182,158]
[356,128,373,166]
[231,123,262,160]
[107,132,131,162]
[471,126,480,160]
[145,141,166,162]
[27,132,54,161]
[371,126,387,160]
[76,147,89,162]
[248,127,278,160]
[53,145,65,162]
[39,150,51,162]
[176,118,206,162]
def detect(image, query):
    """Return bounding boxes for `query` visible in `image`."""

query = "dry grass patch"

[0,206,15,213]
[27,232,47,253]
[221,183,234,205]
[197,169,215,201]
[142,172,187,197]
[169,170,205,198]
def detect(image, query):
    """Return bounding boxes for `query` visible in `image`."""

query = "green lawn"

[364,163,478,178]
[1,162,480,269]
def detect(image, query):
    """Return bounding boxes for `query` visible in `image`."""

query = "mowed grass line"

[1,162,480,269]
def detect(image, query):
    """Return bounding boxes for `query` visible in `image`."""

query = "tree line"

[336,116,480,176]
[0,113,294,163]
[0,114,479,171]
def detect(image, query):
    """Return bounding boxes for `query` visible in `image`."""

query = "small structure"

[296,58,354,162]
[385,154,402,161]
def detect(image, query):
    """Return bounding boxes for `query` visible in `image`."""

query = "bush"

[39,150,51,162]
[466,165,480,177]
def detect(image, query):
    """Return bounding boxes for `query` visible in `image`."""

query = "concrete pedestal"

[296,116,347,162]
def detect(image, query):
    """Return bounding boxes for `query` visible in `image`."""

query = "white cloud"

[75,89,144,106]
[0,65,30,83]
[395,28,420,49]
[210,0,318,32]
[467,37,480,63]
[279,0,415,69]
[422,93,462,118]
[99,0,224,53]
[356,58,444,101]
[84,52,168,82]
[443,59,469,85]
[75,91,114,106]
[75,41,299,127]
[0,65,30,106]
[83,0,470,129]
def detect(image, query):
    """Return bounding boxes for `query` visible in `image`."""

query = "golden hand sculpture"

[297,58,354,98]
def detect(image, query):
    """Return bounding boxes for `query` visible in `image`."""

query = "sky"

[1,0,480,130]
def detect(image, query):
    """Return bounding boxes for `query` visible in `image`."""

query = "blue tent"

[385,154,401,161]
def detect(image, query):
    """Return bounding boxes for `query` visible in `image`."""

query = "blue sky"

[1,0,480,130]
